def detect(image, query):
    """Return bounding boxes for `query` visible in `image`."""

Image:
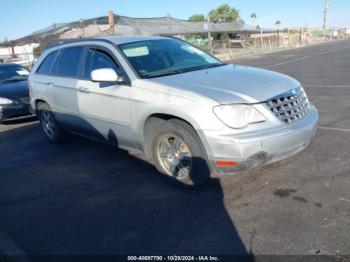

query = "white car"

[29,36,319,186]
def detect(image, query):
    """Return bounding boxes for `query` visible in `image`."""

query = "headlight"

[300,86,310,104]
[213,104,265,129]
[0,97,13,105]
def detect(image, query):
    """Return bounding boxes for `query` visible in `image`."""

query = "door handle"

[78,87,90,93]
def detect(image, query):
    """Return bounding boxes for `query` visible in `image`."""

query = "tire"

[146,118,211,187]
[37,102,66,144]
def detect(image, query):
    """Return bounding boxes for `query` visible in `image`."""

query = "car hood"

[149,65,301,104]
[0,80,29,99]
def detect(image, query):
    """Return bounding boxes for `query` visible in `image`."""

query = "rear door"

[50,46,86,129]
[77,45,134,148]
[30,49,60,112]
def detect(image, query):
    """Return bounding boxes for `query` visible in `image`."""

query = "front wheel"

[147,118,211,187]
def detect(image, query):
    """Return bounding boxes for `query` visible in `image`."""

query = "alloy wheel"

[41,111,56,138]
[156,134,192,178]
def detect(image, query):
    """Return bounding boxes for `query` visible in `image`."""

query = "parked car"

[0,63,34,123]
[29,36,319,186]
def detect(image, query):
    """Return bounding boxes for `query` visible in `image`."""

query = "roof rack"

[43,37,102,50]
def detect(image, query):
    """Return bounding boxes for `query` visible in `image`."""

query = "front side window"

[54,47,84,78]
[84,49,120,80]
[119,39,223,79]
[36,50,59,75]
[0,65,30,83]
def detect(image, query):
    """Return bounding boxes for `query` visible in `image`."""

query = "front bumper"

[203,105,319,175]
[0,100,35,123]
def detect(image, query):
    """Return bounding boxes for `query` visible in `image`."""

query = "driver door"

[77,47,134,148]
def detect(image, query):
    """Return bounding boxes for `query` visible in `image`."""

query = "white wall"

[0,43,39,65]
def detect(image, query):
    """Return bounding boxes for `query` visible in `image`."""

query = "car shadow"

[0,124,254,259]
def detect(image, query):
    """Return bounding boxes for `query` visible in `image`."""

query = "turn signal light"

[215,161,238,166]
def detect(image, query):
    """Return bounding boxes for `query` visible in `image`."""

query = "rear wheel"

[37,102,66,143]
[146,118,211,187]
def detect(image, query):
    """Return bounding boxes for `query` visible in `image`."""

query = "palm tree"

[251,13,257,28]
[275,20,281,29]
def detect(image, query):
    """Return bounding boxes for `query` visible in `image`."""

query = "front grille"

[266,87,309,125]
[20,97,30,104]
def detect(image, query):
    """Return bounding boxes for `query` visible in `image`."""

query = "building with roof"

[1,13,270,47]
[0,12,275,65]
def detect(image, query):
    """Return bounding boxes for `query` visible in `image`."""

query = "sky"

[0,0,350,41]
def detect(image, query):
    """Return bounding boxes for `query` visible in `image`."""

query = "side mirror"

[91,68,120,83]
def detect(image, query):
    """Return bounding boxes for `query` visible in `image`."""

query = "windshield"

[0,65,30,83]
[119,39,224,79]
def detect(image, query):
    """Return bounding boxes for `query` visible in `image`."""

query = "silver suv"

[29,36,319,186]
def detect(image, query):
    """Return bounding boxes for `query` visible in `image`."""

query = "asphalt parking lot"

[0,40,349,258]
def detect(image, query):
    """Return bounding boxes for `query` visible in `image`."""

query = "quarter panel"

[29,74,56,111]
[129,79,225,150]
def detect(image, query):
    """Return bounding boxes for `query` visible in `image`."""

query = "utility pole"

[167,12,171,32]
[207,17,213,54]
[80,19,85,38]
[108,11,115,35]
[11,44,17,59]
[323,0,330,31]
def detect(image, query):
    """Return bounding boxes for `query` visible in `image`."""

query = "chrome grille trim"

[266,87,310,125]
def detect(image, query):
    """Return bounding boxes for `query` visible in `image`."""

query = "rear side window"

[54,47,84,78]
[84,49,120,80]
[36,50,59,75]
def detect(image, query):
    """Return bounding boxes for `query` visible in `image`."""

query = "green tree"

[189,14,206,22]
[208,4,240,23]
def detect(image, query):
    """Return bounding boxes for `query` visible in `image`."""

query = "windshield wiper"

[145,69,187,78]
[145,63,226,79]
[194,63,227,71]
